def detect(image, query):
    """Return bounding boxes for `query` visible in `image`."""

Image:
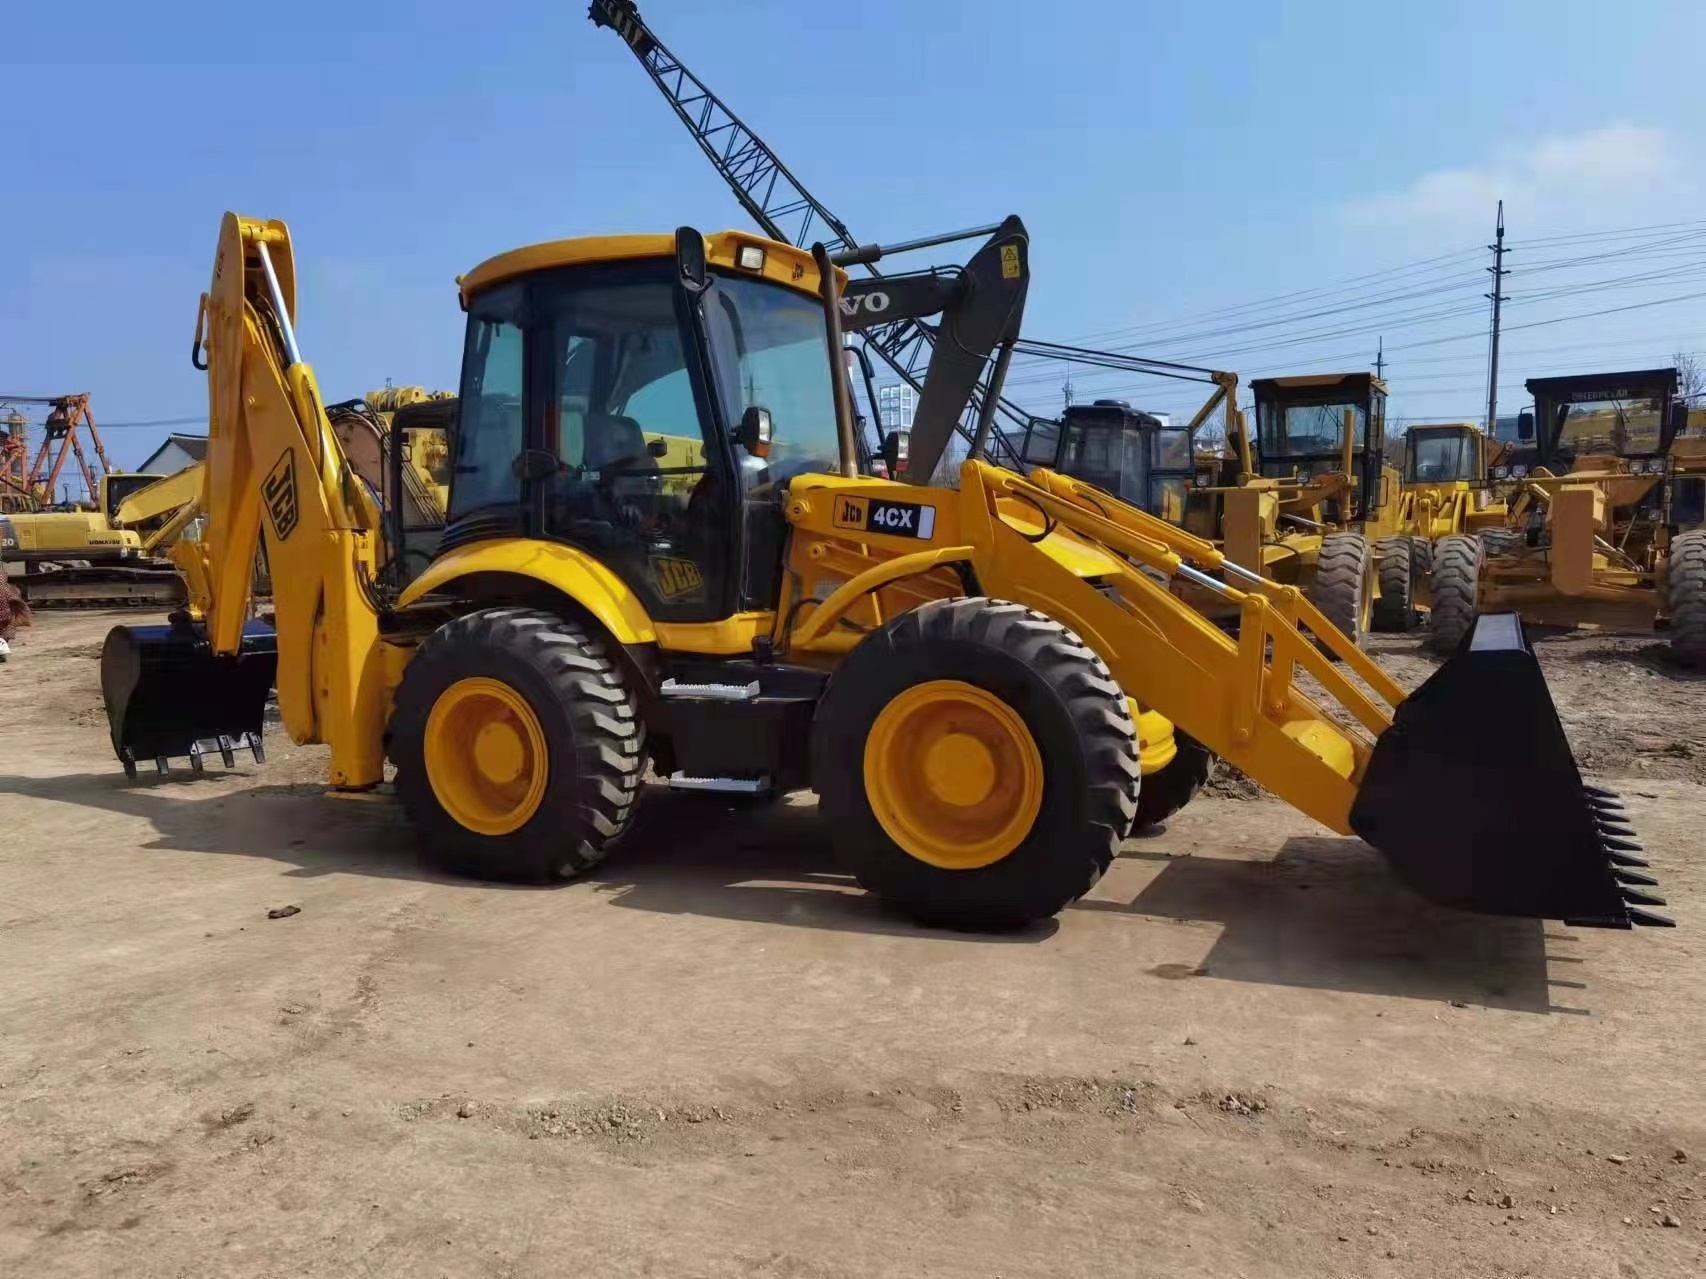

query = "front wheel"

[1372,535,1422,633]
[390,607,646,883]
[1426,534,1482,654]
[811,598,1139,930]
[1667,530,1706,666]
[1309,532,1374,653]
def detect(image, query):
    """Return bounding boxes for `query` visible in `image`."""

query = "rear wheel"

[1309,532,1374,651]
[1372,535,1421,632]
[811,598,1139,930]
[1131,732,1212,831]
[1667,529,1706,667]
[1427,534,1482,654]
[391,607,645,883]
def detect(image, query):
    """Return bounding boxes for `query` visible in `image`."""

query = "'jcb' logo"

[264,449,301,542]
[833,497,869,531]
[651,555,705,600]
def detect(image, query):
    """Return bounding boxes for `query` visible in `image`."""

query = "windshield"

[704,274,839,480]
[1057,417,1150,506]
[1405,430,1478,483]
[1258,398,1366,459]
[1549,396,1665,456]
[104,473,163,519]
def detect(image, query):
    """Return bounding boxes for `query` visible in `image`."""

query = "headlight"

[1646,458,1667,475]
[1510,464,1529,479]
[1491,465,1509,479]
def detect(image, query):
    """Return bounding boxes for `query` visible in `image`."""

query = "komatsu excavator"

[99,211,1668,935]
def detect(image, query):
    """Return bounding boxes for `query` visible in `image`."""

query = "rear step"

[1350,613,1672,928]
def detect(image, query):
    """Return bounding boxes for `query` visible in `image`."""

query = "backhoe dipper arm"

[183,213,388,786]
[838,217,1030,483]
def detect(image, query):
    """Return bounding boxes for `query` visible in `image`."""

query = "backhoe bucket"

[1350,613,1671,929]
[101,620,278,777]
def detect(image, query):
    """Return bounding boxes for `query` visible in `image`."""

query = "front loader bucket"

[101,619,278,778]
[1349,613,1672,929]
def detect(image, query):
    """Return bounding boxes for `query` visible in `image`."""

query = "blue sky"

[4,0,1705,480]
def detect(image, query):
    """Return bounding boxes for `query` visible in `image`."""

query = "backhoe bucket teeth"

[1349,613,1672,929]
[101,620,278,778]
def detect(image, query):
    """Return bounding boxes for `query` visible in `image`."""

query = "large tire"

[1427,534,1482,654]
[1131,731,1212,831]
[811,598,1139,931]
[1308,532,1374,650]
[390,607,645,883]
[1372,535,1421,633]
[1667,529,1706,667]
[1480,528,1524,556]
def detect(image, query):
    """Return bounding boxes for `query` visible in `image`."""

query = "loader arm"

[173,213,389,786]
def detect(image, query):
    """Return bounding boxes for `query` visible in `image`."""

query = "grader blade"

[101,619,277,777]
[1349,613,1672,928]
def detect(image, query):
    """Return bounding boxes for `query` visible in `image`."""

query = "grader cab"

[96,212,1669,935]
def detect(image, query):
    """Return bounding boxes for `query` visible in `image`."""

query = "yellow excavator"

[98,211,1666,934]
[0,468,200,608]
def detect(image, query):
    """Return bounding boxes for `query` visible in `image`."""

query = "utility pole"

[1373,337,1386,381]
[1484,200,1510,434]
[1062,361,1074,409]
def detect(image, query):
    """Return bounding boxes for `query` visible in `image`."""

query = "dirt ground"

[2,611,1704,1278]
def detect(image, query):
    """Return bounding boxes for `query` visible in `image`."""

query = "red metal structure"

[0,393,114,504]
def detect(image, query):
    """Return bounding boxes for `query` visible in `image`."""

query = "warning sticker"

[832,495,936,539]
[1000,244,1022,279]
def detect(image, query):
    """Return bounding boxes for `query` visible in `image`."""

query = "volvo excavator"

[98,211,1668,936]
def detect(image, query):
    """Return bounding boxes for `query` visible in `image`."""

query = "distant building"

[138,433,208,475]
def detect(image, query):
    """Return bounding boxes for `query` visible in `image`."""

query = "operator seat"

[584,413,660,513]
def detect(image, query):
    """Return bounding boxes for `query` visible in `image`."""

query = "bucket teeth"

[1613,869,1659,887]
[1597,822,1637,839]
[1602,836,1644,853]
[1608,851,1651,869]
[1583,784,1618,800]
[1620,888,1667,908]
[1627,907,1676,928]
[1566,914,1634,930]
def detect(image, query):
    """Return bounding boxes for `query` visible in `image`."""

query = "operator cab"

[1402,424,1481,486]
[1250,372,1387,521]
[443,229,841,623]
[1021,399,1195,521]
[100,473,167,522]
[1520,368,1686,478]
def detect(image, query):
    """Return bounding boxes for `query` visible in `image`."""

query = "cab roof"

[456,230,836,306]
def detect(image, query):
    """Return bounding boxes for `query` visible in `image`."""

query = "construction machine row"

[91,211,1667,942]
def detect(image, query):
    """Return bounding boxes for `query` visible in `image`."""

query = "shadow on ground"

[0,773,1049,943]
[1086,836,1570,1014]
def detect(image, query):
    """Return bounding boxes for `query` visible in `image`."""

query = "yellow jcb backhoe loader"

[98,211,1668,934]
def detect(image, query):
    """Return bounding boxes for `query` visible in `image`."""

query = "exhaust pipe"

[1351,612,1671,929]
[101,618,278,777]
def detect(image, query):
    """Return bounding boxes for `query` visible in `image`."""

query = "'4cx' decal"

[831,495,936,539]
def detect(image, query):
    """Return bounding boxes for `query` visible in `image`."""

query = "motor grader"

[1195,372,1403,647]
[98,211,1667,935]
[1428,367,1706,662]
[1368,421,1514,632]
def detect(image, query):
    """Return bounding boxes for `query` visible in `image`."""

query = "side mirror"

[737,405,773,459]
[674,226,708,296]
[881,430,910,476]
[646,438,669,459]
[1668,400,1690,435]
[1517,410,1535,441]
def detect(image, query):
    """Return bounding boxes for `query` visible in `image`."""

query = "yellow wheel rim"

[862,679,1044,870]
[423,677,550,836]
